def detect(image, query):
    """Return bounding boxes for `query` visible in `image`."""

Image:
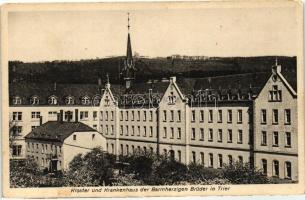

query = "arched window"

[48,96,58,105]
[209,153,213,167]
[169,150,175,161]
[273,160,279,177]
[92,95,101,106]
[30,96,39,105]
[261,159,267,175]
[228,155,233,166]
[81,96,91,105]
[13,96,22,105]
[285,161,292,179]
[65,96,75,105]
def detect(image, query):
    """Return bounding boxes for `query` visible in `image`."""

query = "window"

[149,126,153,137]
[261,131,267,146]
[132,145,135,154]
[273,160,279,177]
[100,125,103,133]
[208,110,213,123]
[125,111,129,121]
[218,129,223,142]
[168,92,176,104]
[273,131,279,147]
[150,111,153,121]
[30,96,40,105]
[208,129,213,141]
[261,109,267,124]
[12,145,22,156]
[48,96,58,105]
[285,132,291,147]
[81,96,91,105]
[31,126,38,131]
[191,110,196,122]
[237,110,242,123]
[93,111,97,120]
[92,95,101,105]
[200,128,204,140]
[131,126,135,136]
[163,111,167,122]
[227,129,233,143]
[163,127,167,138]
[191,128,196,140]
[120,111,123,121]
[64,111,73,121]
[110,125,114,135]
[238,156,243,164]
[227,110,232,123]
[111,144,114,154]
[170,110,174,122]
[65,96,74,105]
[73,135,76,141]
[192,151,196,163]
[105,125,109,135]
[120,125,123,136]
[111,111,114,121]
[31,111,41,119]
[200,152,204,165]
[126,126,129,136]
[120,144,123,155]
[177,128,181,139]
[143,111,147,121]
[209,153,213,167]
[126,145,129,155]
[143,126,147,137]
[177,110,181,122]
[92,134,95,140]
[93,125,97,130]
[13,96,22,105]
[262,159,267,175]
[137,111,140,121]
[131,111,134,121]
[228,155,233,165]
[178,151,182,162]
[284,109,291,124]
[218,154,223,168]
[12,112,22,121]
[200,110,204,122]
[80,111,88,120]
[269,85,282,102]
[218,110,222,123]
[285,162,292,179]
[12,126,22,136]
[48,111,57,118]
[137,126,140,136]
[237,130,243,144]
[272,109,278,124]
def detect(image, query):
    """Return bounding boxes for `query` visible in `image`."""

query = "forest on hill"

[9,56,296,85]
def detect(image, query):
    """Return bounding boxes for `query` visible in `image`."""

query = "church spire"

[121,12,136,89]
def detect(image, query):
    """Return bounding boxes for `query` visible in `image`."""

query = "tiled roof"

[9,83,103,106]
[24,121,96,142]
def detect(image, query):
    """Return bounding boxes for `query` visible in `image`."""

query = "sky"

[8,3,300,62]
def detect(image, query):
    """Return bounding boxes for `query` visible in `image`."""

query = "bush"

[187,163,223,182]
[222,162,269,184]
[10,158,44,188]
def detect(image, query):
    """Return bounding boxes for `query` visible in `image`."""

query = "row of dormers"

[12,95,102,106]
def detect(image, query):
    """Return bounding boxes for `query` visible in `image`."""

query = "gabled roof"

[24,121,97,142]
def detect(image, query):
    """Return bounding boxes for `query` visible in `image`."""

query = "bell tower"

[121,12,136,89]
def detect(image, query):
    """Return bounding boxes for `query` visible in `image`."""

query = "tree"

[63,148,115,186]
[222,162,269,184]
[10,157,44,188]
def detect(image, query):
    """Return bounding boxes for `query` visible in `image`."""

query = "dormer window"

[30,96,39,105]
[65,96,75,105]
[13,96,22,105]
[269,85,282,102]
[168,92,177,105]
[81,96,91,105]
[92,95,101,106]
[48,96,58,105]
[104,95,110,106]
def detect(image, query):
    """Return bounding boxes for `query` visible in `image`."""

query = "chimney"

[39,116,43,126]
[75,109,79,122]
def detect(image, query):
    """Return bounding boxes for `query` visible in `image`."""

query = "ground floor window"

[12,145,22,156]
[262,159,267,175]
[285,161,292,179]
[273,160,279,177]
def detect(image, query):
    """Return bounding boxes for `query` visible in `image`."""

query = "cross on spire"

[127,12,130,32]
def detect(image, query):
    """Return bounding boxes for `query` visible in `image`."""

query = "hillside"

[9,56,296,84]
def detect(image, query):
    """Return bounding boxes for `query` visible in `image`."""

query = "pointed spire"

[105,73,110,89]
[275,57,278,65]
[126,12,133,66]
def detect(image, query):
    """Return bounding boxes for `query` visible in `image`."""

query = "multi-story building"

[9,18,298,180]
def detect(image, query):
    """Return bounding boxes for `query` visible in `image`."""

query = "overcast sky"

[8,3,299,62]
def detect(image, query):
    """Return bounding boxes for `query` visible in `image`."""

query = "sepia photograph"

[1,1,304,198]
